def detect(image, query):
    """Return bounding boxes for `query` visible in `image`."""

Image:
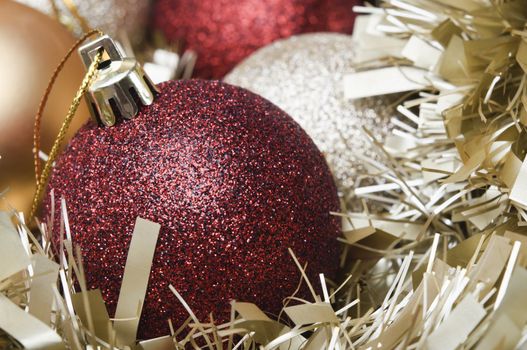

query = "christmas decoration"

[1,194,526,349]
[343,0,527,248]
[3,1,527,349]
[153,0,360,78]
[43,35,340,339]
[0,0,88,213]
[14,0,150,43]
[225,33,396,200]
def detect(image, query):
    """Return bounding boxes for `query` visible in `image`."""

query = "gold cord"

[30,30,104,222]
[33,30,102,183]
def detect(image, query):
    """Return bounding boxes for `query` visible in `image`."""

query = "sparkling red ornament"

[152,0,361,78]
[44,80,340,339]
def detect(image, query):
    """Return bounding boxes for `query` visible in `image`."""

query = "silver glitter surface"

[15,0,150,43]
[225,33,395,195]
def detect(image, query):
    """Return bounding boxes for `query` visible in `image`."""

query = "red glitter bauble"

[152,0,361,78]
[44,80,340,339]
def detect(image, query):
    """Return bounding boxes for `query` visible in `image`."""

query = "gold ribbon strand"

[30,29,104,222]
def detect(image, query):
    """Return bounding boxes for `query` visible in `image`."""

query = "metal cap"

[78,35,159,126]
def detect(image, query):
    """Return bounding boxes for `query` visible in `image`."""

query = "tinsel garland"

[348,0,527,242]
[1,203,525,349]
[1,0,527,349]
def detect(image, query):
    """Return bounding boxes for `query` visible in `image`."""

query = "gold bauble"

[0,0,89,213]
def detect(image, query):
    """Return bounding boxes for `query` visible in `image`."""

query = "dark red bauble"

[44,80,340,339]
[152,0,361,78]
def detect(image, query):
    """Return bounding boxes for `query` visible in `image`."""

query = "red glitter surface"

[44,80,341,339]
[152,0,361,78]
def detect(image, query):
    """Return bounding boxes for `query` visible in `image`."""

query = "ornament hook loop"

[78,34,159,126]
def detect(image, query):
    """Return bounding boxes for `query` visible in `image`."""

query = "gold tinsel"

[2,0,527,349]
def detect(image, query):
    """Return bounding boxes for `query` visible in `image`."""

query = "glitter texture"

[14,0,150,43]
[225,33,396,196]
[152,0,360,78]
[44,80,340,339]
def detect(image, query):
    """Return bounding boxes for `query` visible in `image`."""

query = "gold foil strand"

[114,218,160,346]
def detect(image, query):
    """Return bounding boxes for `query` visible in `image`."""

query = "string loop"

[30,29,104,222]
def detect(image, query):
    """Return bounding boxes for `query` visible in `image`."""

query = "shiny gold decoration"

[1,209,527,349]
[2,1,527,349]
[0,0,89,213]
[346,0,527,240]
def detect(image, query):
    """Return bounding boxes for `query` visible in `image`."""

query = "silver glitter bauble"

[225,33,395,195]
[15,0,150,43]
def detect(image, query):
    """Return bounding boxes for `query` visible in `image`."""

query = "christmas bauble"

[152,0,360,78]
[44,79,340,339]
[225,33,395,196]
[0,0,89,213]
[14,0,150,44]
